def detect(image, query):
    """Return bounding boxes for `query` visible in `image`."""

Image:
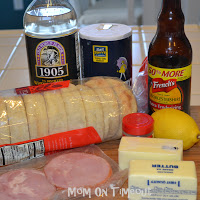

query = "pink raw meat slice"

[44,152,112,188]
[0,169,56,200]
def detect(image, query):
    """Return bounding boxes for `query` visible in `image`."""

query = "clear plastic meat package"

[0,145,128,200]
[0,76,137,166]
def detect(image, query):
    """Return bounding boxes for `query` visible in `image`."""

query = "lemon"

[151,108,200,150]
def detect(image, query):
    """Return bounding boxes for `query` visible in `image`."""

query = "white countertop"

[0,25,199,105]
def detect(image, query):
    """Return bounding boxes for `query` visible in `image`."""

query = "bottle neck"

[157,0,185,35]
[162,0,181,10]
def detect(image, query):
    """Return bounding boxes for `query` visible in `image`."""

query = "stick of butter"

[119,137,183,170]
[128,160,197,200]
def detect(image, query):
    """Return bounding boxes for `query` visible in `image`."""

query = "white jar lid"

[79,23,132,41]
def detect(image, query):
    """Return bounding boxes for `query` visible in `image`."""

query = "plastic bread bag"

[0,76,137,166]
[0,145,128,200]
[132,57,148,113]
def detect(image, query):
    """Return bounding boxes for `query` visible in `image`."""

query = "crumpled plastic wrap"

[132,57,148,113]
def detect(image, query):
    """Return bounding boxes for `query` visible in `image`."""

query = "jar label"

[25,31,79,85]
[93,45,108,63]
[80,36,132,84]
[148,64,192,112]
[35,40,69,79]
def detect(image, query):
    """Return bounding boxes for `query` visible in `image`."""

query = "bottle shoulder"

[150,32,191,48]
[149,33,192,54]
[148,33,192,68]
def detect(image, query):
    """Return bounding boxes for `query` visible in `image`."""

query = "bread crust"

[85,77,120,140]
[43,90,68,135]
[0,97,10,145]
[23,93,48,139]
[61,84,86,131]
[105,78,137,138]
[77,85,104,140]
[5,95,29,143]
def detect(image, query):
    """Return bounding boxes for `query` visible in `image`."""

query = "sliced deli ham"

[44,152,112,188]
[0,169,56,200]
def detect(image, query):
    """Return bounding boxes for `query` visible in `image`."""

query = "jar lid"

[122,113,154,136]
[79,23,132,41]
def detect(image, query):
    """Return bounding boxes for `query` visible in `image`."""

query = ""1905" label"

[36,65,68,79]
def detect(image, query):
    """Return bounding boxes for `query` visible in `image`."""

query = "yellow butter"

[118,137,183,170]
[128,160,197,200]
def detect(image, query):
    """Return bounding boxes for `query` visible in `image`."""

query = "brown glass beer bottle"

[148,0,192,114]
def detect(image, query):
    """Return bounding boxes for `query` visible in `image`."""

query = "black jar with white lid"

[79,23,132,85]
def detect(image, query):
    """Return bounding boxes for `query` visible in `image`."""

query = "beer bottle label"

[148,64,192,112]
[25,31,79,85]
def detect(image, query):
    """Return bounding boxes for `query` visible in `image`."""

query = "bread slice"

[43,90,68,135]
[5,95,29,143]
[0,97,10,145]
[105,78,137,138]
[85,77,120,141]
[23,93,48,139]
[60,84,86,131]
[106,78,137,115]
[77,85,104,140]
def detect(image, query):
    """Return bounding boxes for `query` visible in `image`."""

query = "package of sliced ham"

[0,77,137,166]
[0,145,128,200]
